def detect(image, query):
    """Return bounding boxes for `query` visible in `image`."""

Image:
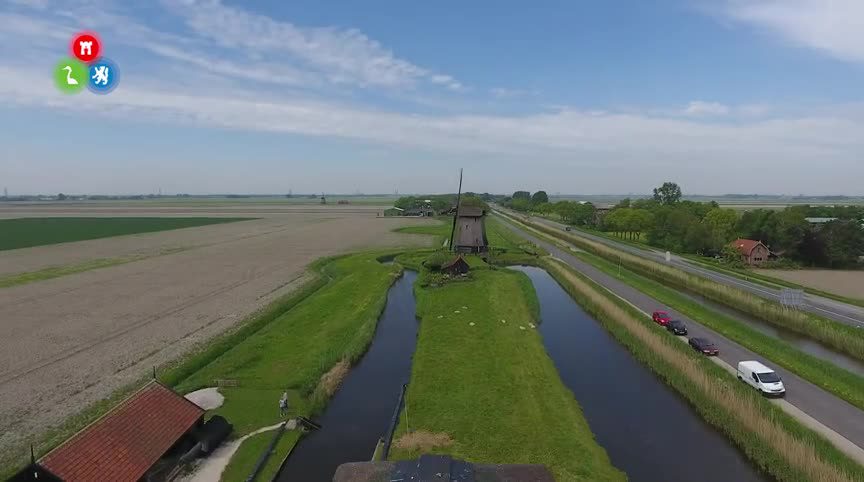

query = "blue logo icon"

[87,57,119,94]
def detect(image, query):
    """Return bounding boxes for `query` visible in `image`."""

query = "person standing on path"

[279,390,289,417]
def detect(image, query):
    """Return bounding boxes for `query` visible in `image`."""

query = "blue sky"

[1,0,863,195]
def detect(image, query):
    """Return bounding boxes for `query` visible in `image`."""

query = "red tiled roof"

[731,238,764,256]
[40,381,203,482]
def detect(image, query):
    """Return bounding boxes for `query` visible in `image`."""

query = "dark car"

[666,319,687,335]
[689,337,719,356]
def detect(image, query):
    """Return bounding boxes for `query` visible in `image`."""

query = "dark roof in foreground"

[333,454,555,482]
[40,381,204,482]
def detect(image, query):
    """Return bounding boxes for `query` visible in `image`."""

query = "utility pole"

[448,168,463,253]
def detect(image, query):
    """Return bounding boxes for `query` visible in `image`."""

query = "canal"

[510,265,767,482]
[276,270,418,482]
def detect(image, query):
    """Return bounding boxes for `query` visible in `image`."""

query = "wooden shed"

[441,256,470,276]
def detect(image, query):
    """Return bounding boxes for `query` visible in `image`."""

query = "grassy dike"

[541,258,863,482]
[389,256,624,481]
[503,211,864,362]
[170,251,407,479]
[575,248,864,411]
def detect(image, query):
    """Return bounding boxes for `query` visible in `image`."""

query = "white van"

[737,361,785,396]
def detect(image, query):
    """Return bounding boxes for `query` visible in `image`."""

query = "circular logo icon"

[71,32,101,63]
[87,57,119,95]
[54,58,87,94]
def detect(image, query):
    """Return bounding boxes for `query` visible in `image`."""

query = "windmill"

[448,168,463,252]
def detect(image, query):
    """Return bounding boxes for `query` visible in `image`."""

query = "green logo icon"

[54,58,87,94]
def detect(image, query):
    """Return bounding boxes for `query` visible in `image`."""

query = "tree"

[821,220,864,268]
[652,182,682,205]
[512,191,531,201]
[773,209,809,256]
[57,193,67,201]
[535,202,553,215]
[614,198,631,209]
[684,222,712,254]
[531,191,549,205]
[704,208,738,252]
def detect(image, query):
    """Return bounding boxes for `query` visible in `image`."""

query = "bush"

[423,250,452,271]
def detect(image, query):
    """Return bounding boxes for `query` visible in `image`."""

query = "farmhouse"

[731,238,770,266]
[12,381,206,482]
[454,206,489,254]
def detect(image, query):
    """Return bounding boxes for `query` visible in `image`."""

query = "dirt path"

[0,209,434,464]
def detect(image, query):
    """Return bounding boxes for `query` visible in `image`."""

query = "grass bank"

[220,429,302,482]
[389,261,624,481]
[573,249,864,411]
[175,251,405,430]
[0,217,252,250]
[394,218,451,246]
[542,258,863,482]
[500,211,864,362]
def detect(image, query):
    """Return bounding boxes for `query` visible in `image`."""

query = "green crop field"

[0,217,252,250]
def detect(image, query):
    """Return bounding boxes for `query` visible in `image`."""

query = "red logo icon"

[70,32,101,63]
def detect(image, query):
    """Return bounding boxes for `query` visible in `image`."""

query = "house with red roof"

[731,238,771,266]
[12,381,206,482]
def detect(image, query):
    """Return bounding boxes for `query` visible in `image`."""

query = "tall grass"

[506,212,864,362]
[543,258,862,482]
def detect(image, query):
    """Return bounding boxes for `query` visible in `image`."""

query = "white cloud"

[159,0,462,90]
[716,0,864,63]
[490,87,538,98]
[684,100,730,116]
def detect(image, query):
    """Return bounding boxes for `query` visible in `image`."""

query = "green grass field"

[220,429,302,482]
[390,265,623,481]
[0,217,252,250]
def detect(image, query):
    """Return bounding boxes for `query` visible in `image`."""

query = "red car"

[652,311,671,326]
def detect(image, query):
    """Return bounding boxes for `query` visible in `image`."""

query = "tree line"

[503,182,864,269]
[394,193,491,212]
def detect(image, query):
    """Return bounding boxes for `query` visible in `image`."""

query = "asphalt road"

[497,215,864,459]
[502,208,864,329]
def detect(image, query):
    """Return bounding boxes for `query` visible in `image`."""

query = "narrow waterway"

[511,266,767,482]
[276,270,418,482]
[679,290,864,375]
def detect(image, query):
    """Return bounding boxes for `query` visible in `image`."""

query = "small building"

[383,207,405,216]
[13,381,206,482]
[441,256,470,276]
[732,238,771,266]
